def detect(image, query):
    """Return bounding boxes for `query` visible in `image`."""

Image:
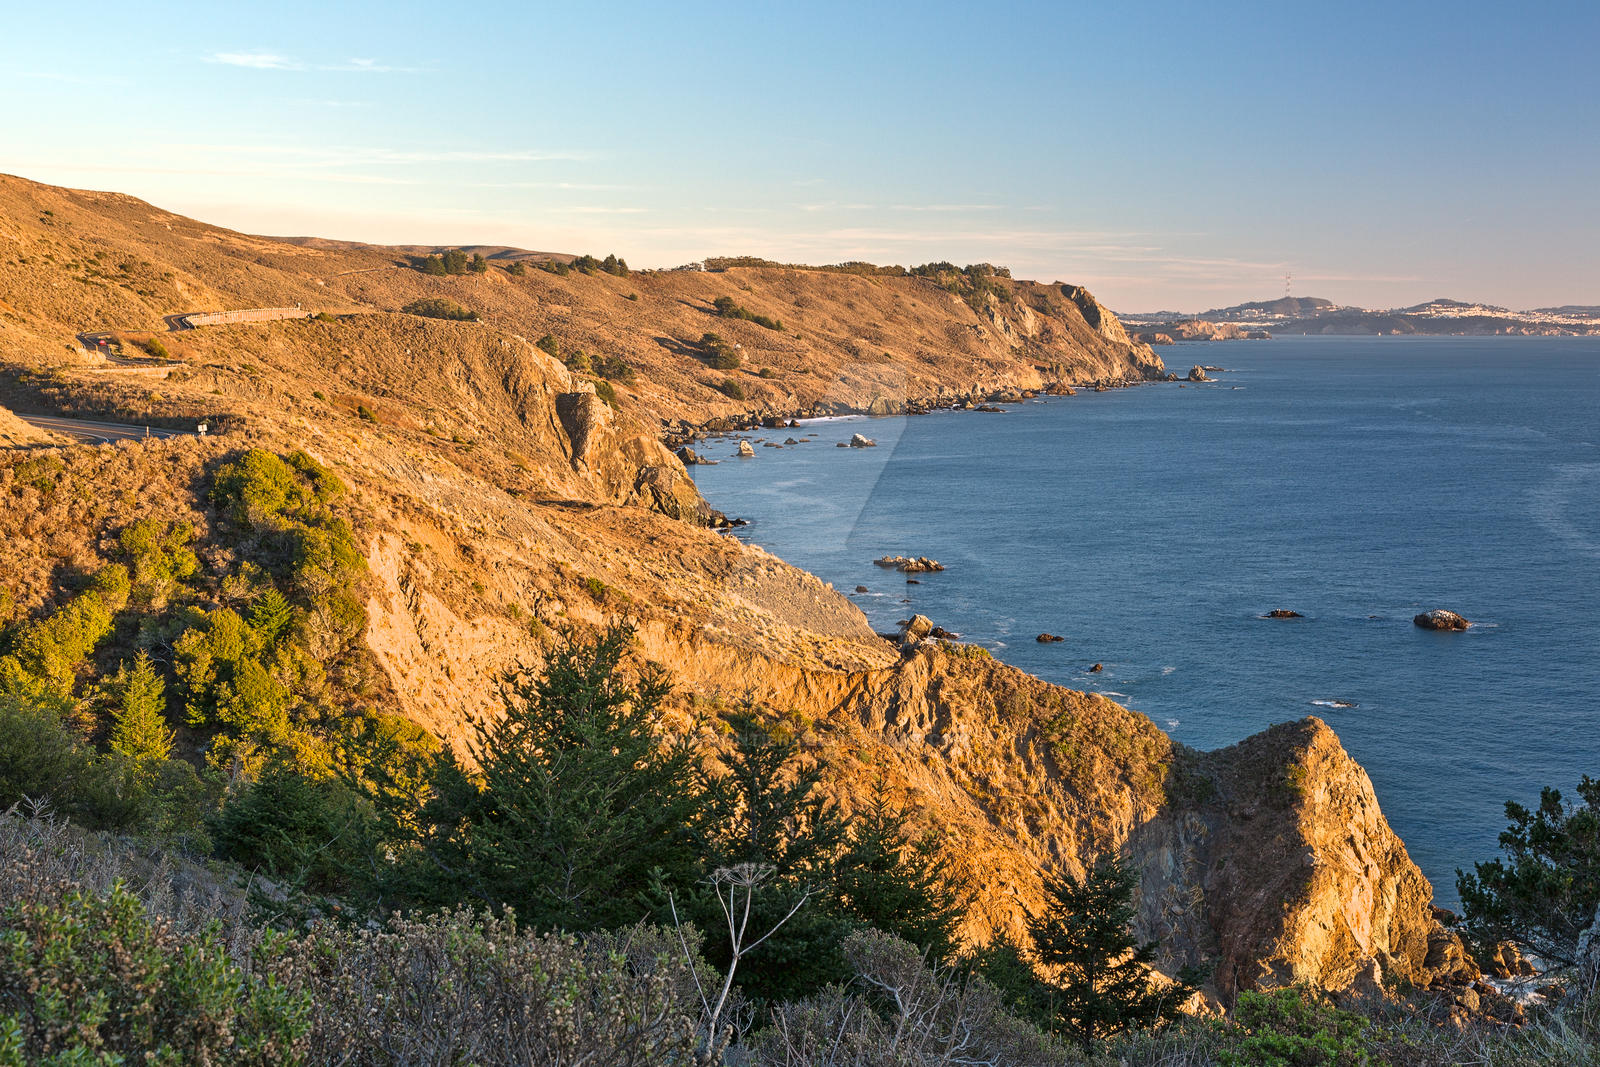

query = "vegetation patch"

[401,297,480,322]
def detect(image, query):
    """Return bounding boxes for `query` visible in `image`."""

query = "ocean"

[687,336,1600,903]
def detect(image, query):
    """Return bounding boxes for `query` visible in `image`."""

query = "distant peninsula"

[1121,296,1600,340]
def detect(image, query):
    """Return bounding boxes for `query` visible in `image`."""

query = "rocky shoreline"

[660,370,1176,448]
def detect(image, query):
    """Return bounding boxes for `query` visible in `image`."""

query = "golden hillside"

[0,173,1468,1002]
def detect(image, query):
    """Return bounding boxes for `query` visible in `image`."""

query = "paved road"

[13,413,193,444]
[75,330,178,368]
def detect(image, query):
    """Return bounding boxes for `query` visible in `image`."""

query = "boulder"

[675,446,705,465]
[1088,662,1104,672]
[928,626,959,639]
[874,555,945,573]
[1264,609,1304,619]
[854,585,869,593]
[1036,633,1065,643]
[736,440,755,458]
[897,615,933,650]
[849,433,877,448]
[784,437,800,445]
[1187,365,1212,382]
[1413,609,1471,631]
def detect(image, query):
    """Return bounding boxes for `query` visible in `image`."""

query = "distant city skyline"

[4,0,1596,311]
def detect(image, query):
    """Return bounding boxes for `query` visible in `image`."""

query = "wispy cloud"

[174,144,596,166]
[888,204,1003,213]
[208,51,302,70]
[205,52,427,74]
[321,57,429,74]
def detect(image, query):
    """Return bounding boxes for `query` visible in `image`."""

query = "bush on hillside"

[401,297,480,322]
[700,332,741,369]
[712,295,782,331]
[718,378,746,401]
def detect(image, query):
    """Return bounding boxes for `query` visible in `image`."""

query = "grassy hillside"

[0,173,1497,1028]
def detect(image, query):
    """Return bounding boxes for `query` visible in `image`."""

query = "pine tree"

[834,774,962,960]
[108,652,173,764]
[1029,857,1190,1049]
[684,704,851,1004]
[248,587,295,646]
[452,625,701,931]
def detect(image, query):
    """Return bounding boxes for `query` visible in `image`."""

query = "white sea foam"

[1309,699,1358,709]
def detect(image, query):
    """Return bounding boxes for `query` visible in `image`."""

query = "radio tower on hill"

[1284,272,1293,299]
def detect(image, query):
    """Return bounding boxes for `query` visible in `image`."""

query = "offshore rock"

[1187,365,1212,382]
[849,433,877,448]
[1413,609,1471,630]
[736,440,755,458]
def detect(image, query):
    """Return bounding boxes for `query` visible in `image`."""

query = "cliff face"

[0,173,1458,1003]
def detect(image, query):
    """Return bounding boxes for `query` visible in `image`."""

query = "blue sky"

[4,0,1596,310]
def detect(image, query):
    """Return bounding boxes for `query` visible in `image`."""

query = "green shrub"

[507,261,528,277]
[357,404,377,422]
[594,379,619,409]
[535,334,560,359]
[119,517,198,606]
[1217,987,1372,1066]
[593,353,634,382]
[141,337,171,359]
[0,881,310,1063]
[712,295,782,330]
[701,332,741,369]
[211,763,377,893]
[758,367,777,379]
[719,378,746,401]
[400,297,479,322]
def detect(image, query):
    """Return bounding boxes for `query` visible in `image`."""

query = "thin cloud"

[208,52,303,70]
[888,204,1003,213]
[319,58,430,74]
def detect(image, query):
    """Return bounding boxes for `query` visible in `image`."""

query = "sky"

[3,0,1597,312]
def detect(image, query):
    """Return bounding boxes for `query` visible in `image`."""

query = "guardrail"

[180,307,311,328]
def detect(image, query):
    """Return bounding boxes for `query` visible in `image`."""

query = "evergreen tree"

[108,652,173,764]
[684,704,851,1004]
[248,587,295,647]
[1457,776,1600,967]
[444,625,701,930]
[1029,857,1190,1049]
[834,774,962,960]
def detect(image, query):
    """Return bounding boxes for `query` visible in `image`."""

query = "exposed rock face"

[676,445,706,465]
[1414,609,1471,630]
[1187,365,1212,382]
[1036,633,1065,643]
[1264,610,1304,619]
[1144,718,1465,998]
[736,440,755,457]
[849,433,877,448]
[1060,284,1132,346]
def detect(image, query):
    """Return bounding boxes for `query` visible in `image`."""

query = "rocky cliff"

[0,172,1464,1003]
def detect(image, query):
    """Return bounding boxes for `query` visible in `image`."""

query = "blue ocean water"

[688,336,1600,902]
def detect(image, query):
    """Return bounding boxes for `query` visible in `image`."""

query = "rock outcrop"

[1413,609,1471,630]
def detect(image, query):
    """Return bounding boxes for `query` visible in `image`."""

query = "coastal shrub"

[712,295,782,330]
[535,333,560,359]
[719,378,746,401]
[758,366,777,379]
[119,516,198,606]
[211,762,378,894]
[701,331,741,369]
[1457,775,1600,967]
[507,260,527,276]
[400,296,479,322]
[0,880,310,1063]
[1215,986,1372,1066]
[140,336,171,359]
[593,352,635,382]
[277,911,702,1065]
[0,569,125,698]
[539,258,572,276]
[573,254,603,275]
[415,248,471,276]
[594,379,619,408]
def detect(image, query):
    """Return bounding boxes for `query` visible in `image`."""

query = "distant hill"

[1122,294,1599,337]
[1199,296,1335,318]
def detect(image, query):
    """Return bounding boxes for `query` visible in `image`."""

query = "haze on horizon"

[4,0,1596,313]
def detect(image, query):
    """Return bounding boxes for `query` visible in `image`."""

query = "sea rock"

[849,433,877,448]
[1187,365,1212,382]
[1089,662,1104,672]
[854,585,869,593]
[1413,609,1470,631]
[836,442,849,447]
[1036,633,1065,643]
[784,437,800,445]
[736,440,755,458]
[1264,609,1304,619]
[675,446,706,465]
[928,626,959,639]
[874,555,945,573]
[905,578,921,584]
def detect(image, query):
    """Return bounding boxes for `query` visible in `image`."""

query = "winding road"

[12,413,194,444]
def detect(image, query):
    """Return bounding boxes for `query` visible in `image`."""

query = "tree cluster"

[415,249,488,276]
